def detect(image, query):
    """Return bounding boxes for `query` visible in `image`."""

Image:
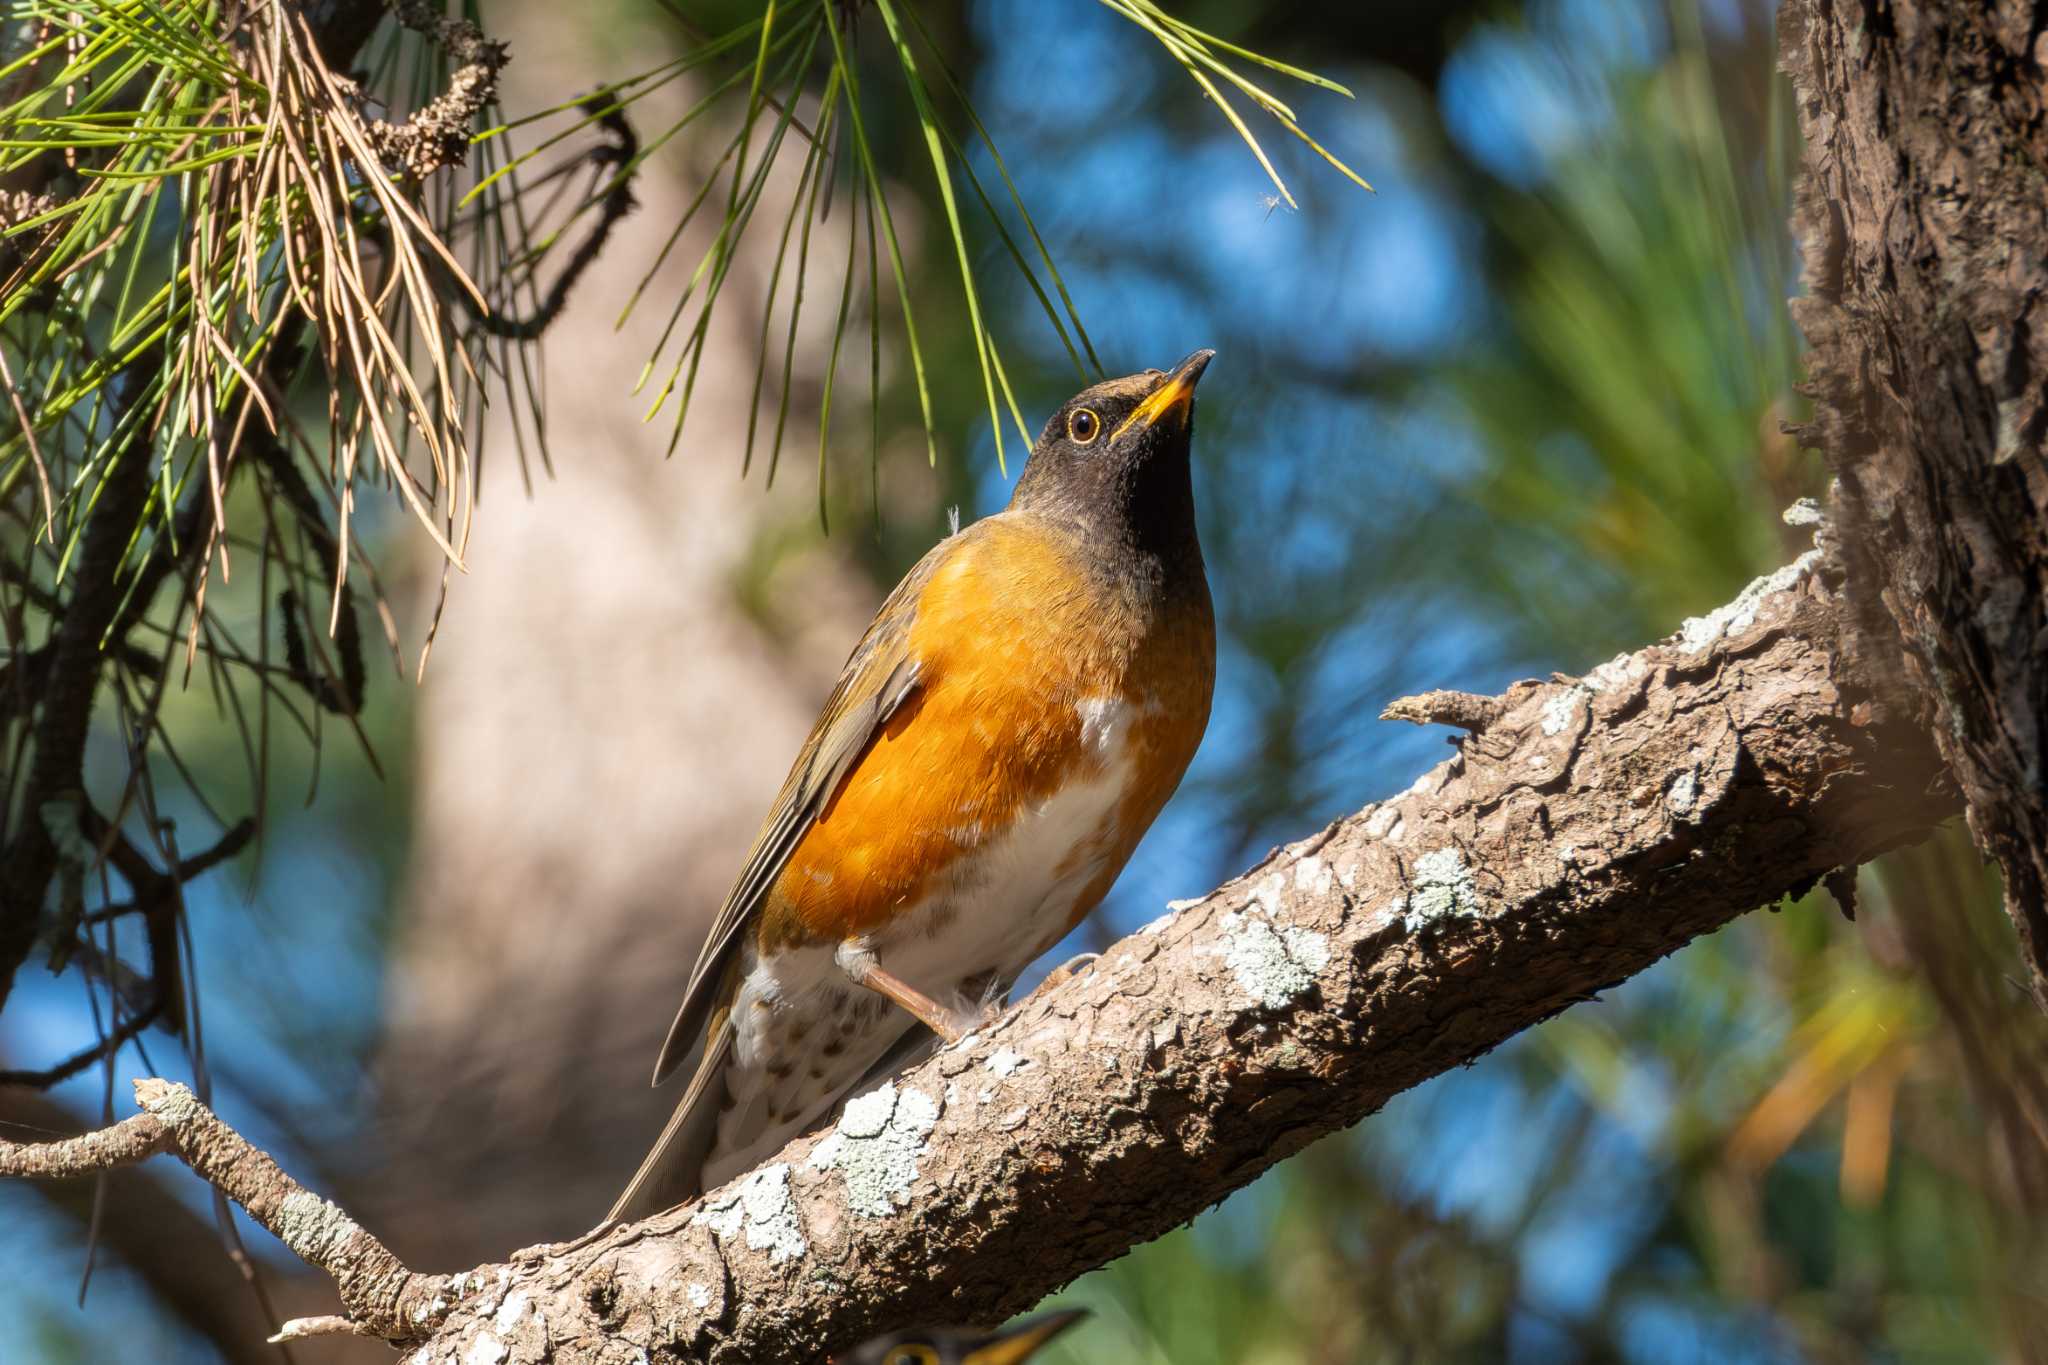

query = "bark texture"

[380,546,1951,1364]
[1782,0,2048,1003]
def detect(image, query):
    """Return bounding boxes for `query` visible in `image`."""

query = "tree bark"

[1781,0,2048,1005]
[6,543,1942,1363]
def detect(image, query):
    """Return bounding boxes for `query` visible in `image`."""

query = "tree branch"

[0,1111,165,1178]
[360,0,510,180]
[0,1079,458,1342]
[0,540,1961,1361]
[1,1084,295,1365]
[0,355,160,1010]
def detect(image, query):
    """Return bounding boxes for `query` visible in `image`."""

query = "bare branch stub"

[270,1315,380,1344]
[1380,689,1503,733]
[0,1112,167,1180]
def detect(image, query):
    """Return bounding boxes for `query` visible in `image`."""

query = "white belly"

[702,696,1139,1186]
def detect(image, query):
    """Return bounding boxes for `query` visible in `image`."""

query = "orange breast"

[760,519,1213,948]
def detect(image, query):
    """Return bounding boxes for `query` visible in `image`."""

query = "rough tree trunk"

[1782,0,2048,1005]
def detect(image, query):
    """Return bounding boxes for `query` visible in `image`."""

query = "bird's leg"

[835,940,973,1045]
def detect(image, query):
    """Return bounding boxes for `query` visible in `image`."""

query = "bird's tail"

[606,1025,731,1225]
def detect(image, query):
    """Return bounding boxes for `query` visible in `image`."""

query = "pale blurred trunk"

[351,9,878,1270]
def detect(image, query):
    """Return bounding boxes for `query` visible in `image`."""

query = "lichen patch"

[1782,497,1823,527]
[691,1164,806,1263]
[1406,847,1483,929]
[1540,685,1590,736]
[276,1189,361,1264]
[1585,651,1642,692]
[983,1048,1029,1078]
[809,1082,941,1218]
[1677,551,1819,653]
[1215,908,1331,1009]
[1293,855,1334,895]
[491,1289,530,1335]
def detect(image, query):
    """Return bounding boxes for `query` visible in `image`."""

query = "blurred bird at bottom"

[838,1309,1089,1365]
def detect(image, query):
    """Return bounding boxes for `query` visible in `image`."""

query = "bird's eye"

[883,1348,938,1365]
[1068,408,1101,444]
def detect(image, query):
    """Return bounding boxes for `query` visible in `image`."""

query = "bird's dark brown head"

[836,1309,1088,1365]
[1008,350,1214,560]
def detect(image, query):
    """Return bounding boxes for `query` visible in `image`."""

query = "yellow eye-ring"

[883,1348,938,1365]
[1068,407,1101,444]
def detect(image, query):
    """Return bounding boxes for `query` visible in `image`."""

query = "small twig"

[269,1316,378,1344]
[2,814,251,1086]
[0,1080,460,1343]
[0,343,55,540]
[463,101,639,341]
[1380,689,1504,734]
[0,1110,166,1178]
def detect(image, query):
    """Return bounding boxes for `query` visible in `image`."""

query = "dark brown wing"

[646,531,966,1085]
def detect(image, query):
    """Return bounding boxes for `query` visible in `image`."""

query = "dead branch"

[361,0,511,181]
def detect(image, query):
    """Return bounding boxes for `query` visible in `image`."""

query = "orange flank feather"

[759,518,1214,950]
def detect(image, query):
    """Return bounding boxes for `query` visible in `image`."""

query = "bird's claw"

[1027,951,1100,999]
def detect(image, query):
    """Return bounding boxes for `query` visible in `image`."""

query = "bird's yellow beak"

[1112,349,1215,441]
[961,1309,1089,1365]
